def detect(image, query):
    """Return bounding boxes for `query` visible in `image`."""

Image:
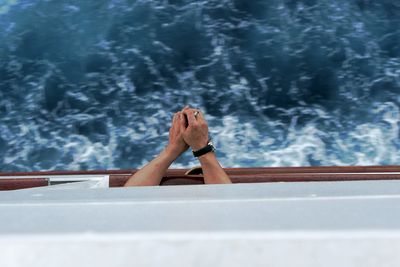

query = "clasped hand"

[166,106,209,157]
[124,106,231,186]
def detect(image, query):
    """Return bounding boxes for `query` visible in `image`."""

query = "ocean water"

[0,0,399,171]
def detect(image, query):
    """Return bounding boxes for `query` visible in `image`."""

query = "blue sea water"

[0,0,399,171]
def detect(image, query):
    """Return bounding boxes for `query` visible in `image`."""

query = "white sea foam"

[0,0,399,171]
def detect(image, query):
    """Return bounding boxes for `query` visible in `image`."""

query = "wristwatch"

[192,140,215,158]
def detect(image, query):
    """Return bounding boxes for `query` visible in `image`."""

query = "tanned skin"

[124,106,231,186]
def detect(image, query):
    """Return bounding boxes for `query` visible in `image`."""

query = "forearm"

[124,147,179,186]
[198,152,232,184]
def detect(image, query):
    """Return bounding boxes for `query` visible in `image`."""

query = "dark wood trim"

[0,178,49,191]
[2,166,400,190]
[1,165,400,177]
[0,169,138,176]
[224,166,400,174]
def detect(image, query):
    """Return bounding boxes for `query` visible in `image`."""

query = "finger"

[190,109,202,122]
[176,112,183,126]
[172,112,178,123]
[182,105,190,111]
[196,111,206,124]
[182,109,197,126]
[193,109,201,117]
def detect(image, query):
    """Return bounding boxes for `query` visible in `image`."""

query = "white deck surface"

[1,181,400,266]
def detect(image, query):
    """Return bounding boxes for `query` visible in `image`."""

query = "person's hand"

[181,107,209,151]
[166,111,189,157]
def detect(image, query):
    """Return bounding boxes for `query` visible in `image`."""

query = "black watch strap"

[193,141,215,158]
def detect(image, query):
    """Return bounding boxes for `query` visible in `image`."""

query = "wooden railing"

[0,178,49,190]
[1,165,400,190]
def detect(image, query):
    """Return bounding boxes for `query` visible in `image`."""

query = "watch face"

[208,141,215,150]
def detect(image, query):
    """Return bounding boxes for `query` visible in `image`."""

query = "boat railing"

[1,165,400,191]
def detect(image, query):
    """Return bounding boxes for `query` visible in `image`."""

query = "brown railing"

[0,178,49,191]
[1,165,400,190]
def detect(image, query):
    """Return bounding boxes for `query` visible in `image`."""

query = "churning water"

[0,0,399,171]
